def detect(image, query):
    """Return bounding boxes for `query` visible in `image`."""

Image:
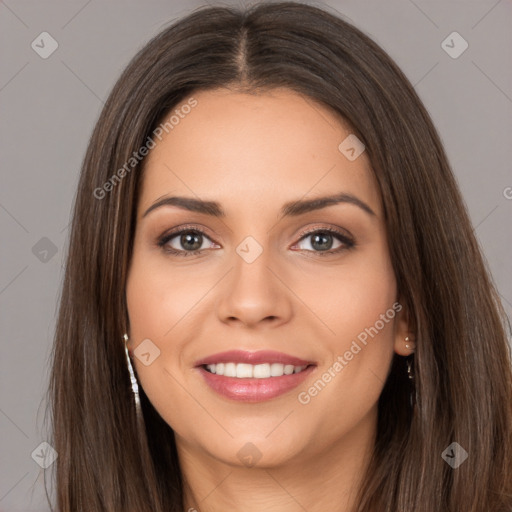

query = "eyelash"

[157,224,355,258]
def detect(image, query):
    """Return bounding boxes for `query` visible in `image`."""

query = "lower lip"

[196,365,316,402]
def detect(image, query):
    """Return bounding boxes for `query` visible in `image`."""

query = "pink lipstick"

[194,350,316,402]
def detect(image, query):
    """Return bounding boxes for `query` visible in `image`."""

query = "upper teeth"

[205,362,308,378]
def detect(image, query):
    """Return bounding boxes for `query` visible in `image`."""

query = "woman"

[48,2,512,511]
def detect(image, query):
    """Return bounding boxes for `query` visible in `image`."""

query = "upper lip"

[194,350,315,367]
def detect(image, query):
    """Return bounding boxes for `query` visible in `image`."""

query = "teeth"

[224,362,236,377]
[236,363,253,378]
[284,365,295,375]
[204,362,308,378]
[253,363,270,378]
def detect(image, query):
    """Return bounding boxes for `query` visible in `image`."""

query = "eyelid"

[159,223,214,241]
[292,224,354,245]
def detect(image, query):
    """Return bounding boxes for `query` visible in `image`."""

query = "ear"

[392,299,415,357]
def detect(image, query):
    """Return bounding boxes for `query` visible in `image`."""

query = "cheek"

[125,249,214,341]
[291,243,397,415]
[335,268,397,348]
[293,251,397,429]
[125,253,204,432]
[293,242,397,353]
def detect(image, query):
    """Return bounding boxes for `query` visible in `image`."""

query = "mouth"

[194,350,317,402]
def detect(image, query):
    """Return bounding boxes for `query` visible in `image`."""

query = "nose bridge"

[230,235,275,302]
[215,234,293,326]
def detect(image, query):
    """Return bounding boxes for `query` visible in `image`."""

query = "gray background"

[1,0,511,509]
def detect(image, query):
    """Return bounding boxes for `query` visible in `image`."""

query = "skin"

[125,88,413,512]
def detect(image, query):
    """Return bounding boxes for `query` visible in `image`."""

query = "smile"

[194,350,317,402]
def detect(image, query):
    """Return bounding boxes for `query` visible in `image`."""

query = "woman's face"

[126,88,410,468]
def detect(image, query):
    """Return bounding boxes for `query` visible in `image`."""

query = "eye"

[292,228,355,256]
[157,225,355,258]
[157,226,219,257]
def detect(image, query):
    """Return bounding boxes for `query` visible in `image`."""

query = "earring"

[406,350,415,408]
[405,336,415,352]
[406,358,414,381]
[124,334,141,412]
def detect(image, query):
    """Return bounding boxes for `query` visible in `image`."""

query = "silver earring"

[124,334,141,411]
[406,356,415,408]
[406,358,414,381]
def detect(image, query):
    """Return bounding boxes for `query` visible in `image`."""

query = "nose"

[215,244,293,329]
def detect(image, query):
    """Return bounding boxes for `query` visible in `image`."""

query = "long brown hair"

[47,2,512,510]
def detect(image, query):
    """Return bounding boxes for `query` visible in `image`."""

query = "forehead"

[138,88,380,217]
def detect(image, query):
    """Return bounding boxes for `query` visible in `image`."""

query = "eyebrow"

[142,192,376,219]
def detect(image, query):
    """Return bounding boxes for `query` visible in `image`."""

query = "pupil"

[181,232,202,251]
[311,233,333,251]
